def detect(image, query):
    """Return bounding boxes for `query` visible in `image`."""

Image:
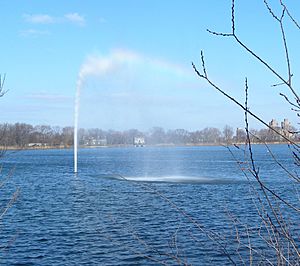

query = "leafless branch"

[0,74,8,97]
[192,57,299,147]
[0,188,19,220]
[250,132,300,183]
[264,0,292,86]
[279,93,300,110]
[279,0,300,30]
[115,173,239,265]
[207,0,299,104]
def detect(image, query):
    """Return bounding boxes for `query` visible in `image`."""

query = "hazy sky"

[1,0,299,130]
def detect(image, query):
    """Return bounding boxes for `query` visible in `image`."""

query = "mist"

[73,49,229,131]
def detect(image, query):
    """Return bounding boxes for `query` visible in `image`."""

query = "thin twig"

[192,59,299,147]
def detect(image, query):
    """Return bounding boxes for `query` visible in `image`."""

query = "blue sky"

[1,0,299,130]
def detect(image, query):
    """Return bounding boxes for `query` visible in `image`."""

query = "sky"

[1,0,299,131]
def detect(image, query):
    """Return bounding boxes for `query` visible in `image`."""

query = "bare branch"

[0,74,8,97]
[264,0,280,21]
[279,93,300,110]
[280,0,300,30]
[207,0,299,103]
[192,59,300,147]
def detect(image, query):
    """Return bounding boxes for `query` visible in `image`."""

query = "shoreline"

[0,141,297,151]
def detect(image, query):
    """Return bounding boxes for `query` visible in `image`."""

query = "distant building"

[269,118,294,140]
[28,143,44,147]
[134,137,145,147]
[281,118,292,138]
[269,119,279,129]
[84,138,107,146]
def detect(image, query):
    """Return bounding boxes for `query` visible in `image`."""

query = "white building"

[84,138,107,146]
[134,137,145,147]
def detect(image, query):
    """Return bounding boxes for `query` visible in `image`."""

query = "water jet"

[74,79,82,173]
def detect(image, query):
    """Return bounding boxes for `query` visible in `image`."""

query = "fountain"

[73,50,131,173]
[74,79,82,173]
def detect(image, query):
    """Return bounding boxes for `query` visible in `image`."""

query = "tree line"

[0,122,298,148]
[0,124,73,147]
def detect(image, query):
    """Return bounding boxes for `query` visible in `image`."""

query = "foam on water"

[99,174,236,184]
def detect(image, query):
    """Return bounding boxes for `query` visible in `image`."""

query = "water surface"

[0,145,298,265]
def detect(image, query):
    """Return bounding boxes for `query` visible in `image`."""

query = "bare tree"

[223,125,234,144]
[192,0,300,264]
[0,74,19,251]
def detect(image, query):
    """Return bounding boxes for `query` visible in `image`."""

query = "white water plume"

[74,50,142,173]
[74,79,82,173]
[73,49,193,172]
[73,50,130,173]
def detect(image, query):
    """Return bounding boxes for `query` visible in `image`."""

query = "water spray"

[73,50,134,173]
[74,78,82,173]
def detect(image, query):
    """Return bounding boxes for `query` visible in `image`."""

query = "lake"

[0,145,299,265]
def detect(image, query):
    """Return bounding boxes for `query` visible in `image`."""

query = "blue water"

[0,145,299,265]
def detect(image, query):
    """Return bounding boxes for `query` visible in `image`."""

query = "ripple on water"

[0,147,298,265]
